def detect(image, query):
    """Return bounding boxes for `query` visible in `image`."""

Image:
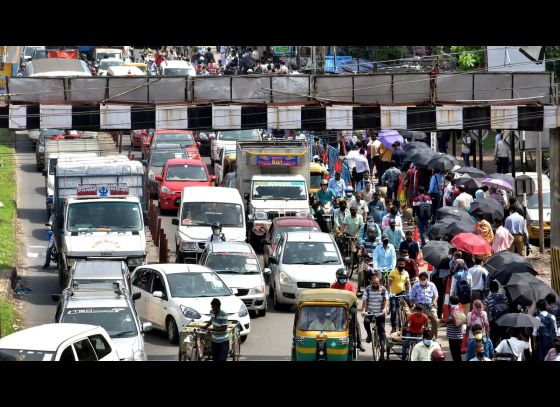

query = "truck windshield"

[163,68,189,76]
[62,307,138,339]
[181,202,243,227]
[218,130,261,141]
[252,180,307,200]
[67,201,143,232]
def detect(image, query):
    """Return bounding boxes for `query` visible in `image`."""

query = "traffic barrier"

[413,225,420,242]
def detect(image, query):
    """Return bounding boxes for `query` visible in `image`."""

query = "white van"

[159,60,196,77]
[173,187,246,263]
[107,65,145,76]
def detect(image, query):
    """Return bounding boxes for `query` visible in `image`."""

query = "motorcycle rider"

[43,221,56,269]
[340,186,354,208]
[316,179,335,204]
[327,171,346,200]
[333,199,350,236]
[205,222,226,246]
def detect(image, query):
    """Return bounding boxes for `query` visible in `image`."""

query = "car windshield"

[0,349,55,361]
[252,180,307,200]
[100,60,123,70]
[218,130,261,141]
[310,174,323,189]
[282,241,341,265]
[151,151,187,167]
[297,306,346,331]
[155,133,194,146]
[164,68,189,76]
[206,253,260,274]
[274,225,320,242]
[166,164,207,181]
[181,202,243,227]
[527,191,550,209]
[66,201,143,232]
[24,47,42,58]
[166,272,231,298]
[61,307,138,338]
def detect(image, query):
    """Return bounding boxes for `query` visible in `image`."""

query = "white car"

[97,58,124,76]
[508,172,551,239]
[210,129,262,167]
[0,323,119,361]
[268,231,344,309]
[131,264,251,344]
[200,241,270,317]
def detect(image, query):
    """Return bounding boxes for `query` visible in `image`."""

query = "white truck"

[235,141,311,246]
[52,158,147,287]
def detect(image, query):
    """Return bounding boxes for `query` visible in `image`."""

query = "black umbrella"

[436,206,474,223]
[488,263,538,285]
[447,221,478,238]
[485,251,532,271]
[470,198,505,222]
[407,149,437,167]
[403,141,430,152]
[455,166,487,178]
[496,312,543,328]
[486,173,515,186]
[427,153,459,171]
[456,175,483,194]
[400,130,429,142]
[422,241,453,266]
[427,218,456,240]
[504,273,557,308]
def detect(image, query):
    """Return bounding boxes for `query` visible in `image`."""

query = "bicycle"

[364,311,383,361]
[340,234,359,279]
[178,320,241,361]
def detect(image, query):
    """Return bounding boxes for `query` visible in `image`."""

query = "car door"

[131,268,152,323]
[270,235,284,290]
[72,338,98,361]
[57,344,77,361]
[215,148,224,184]
[88,333,118,361]
[149,271,170,329]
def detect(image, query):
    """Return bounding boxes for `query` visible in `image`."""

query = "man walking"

[361,274,389,360]
[505,208,528,257]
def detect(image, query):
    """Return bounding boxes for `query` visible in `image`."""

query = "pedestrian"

[328,171,346,200]
[384,219,405,250]
[361,274,389,360]
[381,205,403,231]
[380,161,401,204]
[544,339,560,361]
[494,327,530,361]
[207,298,229,362]
[446,295,466,362]
[443,173,456,207]
[453,184,474,211]
[428,168,445,221]
[409,272,439,339]
[494,134,511,174]
[368,192,385,227]
[461,132,472,167]
[372,235,397,272]
[469,341,493,361]
[312,136,325,161]
[43,223,55,269]
[450,258,472,314]
[484,280,510,347]
[400,249,419,283]
[370,134,383,178]
[474,213,494,245]
[488,187,506,207]
[402,304,429,360]
[468,256,488,302]
[466,323,495,360]
[350,192,369,220]
[491,218,514,254]
[355,170,372,193]
[505,208,528,257]
[545,293,560,330]
[388,257,411,333]
[358,221,381,258]
[391,141,405,169]
[362,180,374,203]
[507,196,524,216]
[412,186,432,246]
[533,299,558,361]
[399,231,420,261]
[410,329,441,361]
[467,299,490,340]
[354,148,370,185]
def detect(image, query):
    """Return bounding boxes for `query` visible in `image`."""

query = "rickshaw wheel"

[231,336,240,361]
[189,348,199,361]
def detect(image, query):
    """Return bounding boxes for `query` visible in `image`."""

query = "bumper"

[276,284,301,305]
[239,294,266,311]
[159,192,181,210]
[528,224,550,240]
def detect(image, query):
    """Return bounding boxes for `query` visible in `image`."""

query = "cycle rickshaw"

[178,319,241,361]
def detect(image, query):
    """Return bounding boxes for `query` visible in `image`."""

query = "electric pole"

[536,130,545,253]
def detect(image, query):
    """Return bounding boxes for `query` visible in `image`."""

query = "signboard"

[430,131,437,151]
[256,155,299,166]
[77,183,129,197]
[273,46,294,56]
[0,63,13,96]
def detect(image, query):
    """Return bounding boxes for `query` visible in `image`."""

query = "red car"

[143,129,201,161]
[262,217,321,266]
[131,129,146,148]
[156,159,217,213]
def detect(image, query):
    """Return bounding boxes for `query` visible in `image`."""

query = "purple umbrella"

[379,130,404,149]
[481,177,513,191]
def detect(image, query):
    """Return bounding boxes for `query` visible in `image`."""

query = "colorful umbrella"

[378,130,404,149]
[486,173,515,186]
[450,232,492,255]
[481,177,513,191]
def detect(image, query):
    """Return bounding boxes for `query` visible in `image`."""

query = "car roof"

[181,186,242,203]
[63,293,130,309]
[285,231,333,242]
[165,158,205,166]
[252,174,306,181]
[138,263,213,275]
[161,60,193,68]
[273,217,320,227]
[107,66,144,76]
[0,323,101,351]
[155,129,195,135]
[206,242,255,254]
[73,261,127,279]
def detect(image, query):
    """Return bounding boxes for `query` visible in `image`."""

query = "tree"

[449,46,485,71]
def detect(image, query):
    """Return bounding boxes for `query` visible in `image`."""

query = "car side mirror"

[155,175,163,182]
[172,218,179,226]
[132,292,141,301]
[263,268,272,275]
[210,175,218,183]
[268,256,278,265]
[153,291,164,299]
[51,294,61,302]
[230,288,239,295]
[261,239,271,245]
[141,322,153,332]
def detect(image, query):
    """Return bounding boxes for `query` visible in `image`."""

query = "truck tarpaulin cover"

[47,50,79,59]
[256,155,300,166]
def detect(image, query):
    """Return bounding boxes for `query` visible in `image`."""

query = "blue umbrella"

[378,130,404,149]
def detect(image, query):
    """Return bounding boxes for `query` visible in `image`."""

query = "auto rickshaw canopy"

[298,288,356,307]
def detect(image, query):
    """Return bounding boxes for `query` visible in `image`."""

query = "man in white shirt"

[468,256,488,302]
[494,134,511,174]
[350,192,369,220]
[495,329,530,361]
[453,184,473,210]
[410,330,441,361]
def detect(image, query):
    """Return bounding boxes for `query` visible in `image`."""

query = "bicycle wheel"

[371,329,380,361]
[230,333,241,362]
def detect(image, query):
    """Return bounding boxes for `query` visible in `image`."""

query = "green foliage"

[449,46,485,71]
[0,130,16,269]
[0,297,18,337]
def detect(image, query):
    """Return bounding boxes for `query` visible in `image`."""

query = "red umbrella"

[450,233,492,256]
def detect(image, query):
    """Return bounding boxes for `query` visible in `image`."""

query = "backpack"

[494,340,519,361]
[489,294,509,322]
[417,195,431,221]
[538,314,556,350]
[456,272,471,304]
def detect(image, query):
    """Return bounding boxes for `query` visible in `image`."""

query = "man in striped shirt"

[207,298,230,362]
[409,272,439,339]
[361,274,388,359]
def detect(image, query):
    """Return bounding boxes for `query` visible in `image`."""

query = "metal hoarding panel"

[436,73,473,101]
[271,76,309,102]
[326,106,353,129]
[436,106,463,129]
[68,78,107,102]
[315,76,353,102]
[380,106,408,129]
[267,106,301,129]
[212,105,242,129]
[149,77,188,102]
[155,105,189,129]
[40,105,72,129]
[8,78,65,102]
[193,76,230,101]
[107,78,148,102]
[490,106,518,129]
[353,74,392,104]
[393,74,430,103]
[474,73,512,101]
[100,104,131,129]
[232,76,271,103]
[513,73,552,104]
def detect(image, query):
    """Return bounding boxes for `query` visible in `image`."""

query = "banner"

[256,155,298,166]
[273,46,294,56]
[77,183,129,197]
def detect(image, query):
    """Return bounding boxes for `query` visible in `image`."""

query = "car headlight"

[180,241,198,250]
[180,305,201,319]
[127,257,144,267]
[528,220,539,226]
[148,170,155,181]
[161,186,173,194]
[38,145,45,153]
[238,304,248,317]
[279,271,293,286]
[248,286,265,295]
[254,211,268,220]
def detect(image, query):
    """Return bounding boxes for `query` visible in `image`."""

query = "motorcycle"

[317,201,334,233]
[45,223,58,265]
